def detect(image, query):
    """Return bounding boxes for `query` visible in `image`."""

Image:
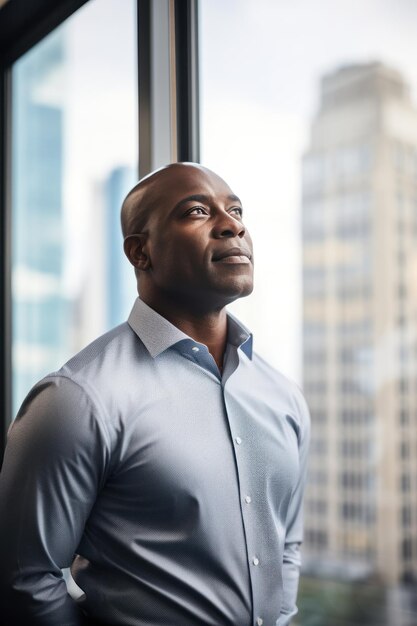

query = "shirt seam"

[45,373,113,453]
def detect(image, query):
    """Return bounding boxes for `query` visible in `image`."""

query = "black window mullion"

[137,0,151,179]
[0,0,89,68]
[174,0,200,163]
[0,66,12,464]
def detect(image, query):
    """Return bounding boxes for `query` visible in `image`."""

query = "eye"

[186,206,208,216]
[229,206,243,218]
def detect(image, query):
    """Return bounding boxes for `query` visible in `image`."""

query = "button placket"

[224,389,262,618]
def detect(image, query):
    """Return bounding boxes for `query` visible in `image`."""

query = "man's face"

[142,166,254,309]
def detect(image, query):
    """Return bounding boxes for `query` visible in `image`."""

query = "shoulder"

[13,322,147,442]
[57,320,150,410]
[13,372,110,447]
[60,321,139,380]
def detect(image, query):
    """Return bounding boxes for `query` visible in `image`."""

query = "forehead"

[151,167,235,207]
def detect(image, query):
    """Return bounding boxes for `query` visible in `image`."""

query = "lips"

[212,247,252,262]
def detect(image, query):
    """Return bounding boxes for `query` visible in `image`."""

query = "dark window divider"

[0,67,11,463]
[137,0,151,179]
[174,0,200,164]
[0,0,89,68]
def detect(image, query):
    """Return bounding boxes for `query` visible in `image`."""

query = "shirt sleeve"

[0,376,111,626]
[276,390,311,626]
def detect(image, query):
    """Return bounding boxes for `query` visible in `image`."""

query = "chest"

[104,360,300,522]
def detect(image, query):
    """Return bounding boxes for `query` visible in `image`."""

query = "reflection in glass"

[12,0,137,414]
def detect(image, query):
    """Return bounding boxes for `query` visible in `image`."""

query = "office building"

[12,31,70,413]
[105,166,137,328]
[302,62,417,584]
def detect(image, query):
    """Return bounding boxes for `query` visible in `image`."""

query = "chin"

[220,279,254,303]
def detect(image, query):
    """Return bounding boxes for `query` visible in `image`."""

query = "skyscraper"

[70,165,137,351]
[105,166,137,328]
[302,62,417,584]
[12,30,69,413]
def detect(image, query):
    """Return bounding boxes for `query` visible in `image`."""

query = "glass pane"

[200,1,417,624]
[12,0,138,414]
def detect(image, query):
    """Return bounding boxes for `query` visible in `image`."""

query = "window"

[401,441,410,459]
[401,474,411,492]
[400,408,409,425]
[11,0,138,413]
[402,538,413,560]
[402,506,412,528]
[305,529,328,549]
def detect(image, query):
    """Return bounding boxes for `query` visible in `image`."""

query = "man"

[0,163,310,626]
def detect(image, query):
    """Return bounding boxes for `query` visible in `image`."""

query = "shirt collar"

[128,298,189,358]
[226,311,253,359]
[128,298,253,360]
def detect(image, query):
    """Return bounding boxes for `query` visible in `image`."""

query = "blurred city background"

[9,0,417,624]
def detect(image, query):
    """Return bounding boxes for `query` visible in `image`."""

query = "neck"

[140,290,229,370]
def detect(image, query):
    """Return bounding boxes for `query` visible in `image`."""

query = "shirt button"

[252,556,259,566]
[256,618,263,626]
[191,346,199,352]
[244,495,252,504]
[235,437,242,445]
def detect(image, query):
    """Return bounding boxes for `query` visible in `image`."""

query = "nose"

[212,211,246,239]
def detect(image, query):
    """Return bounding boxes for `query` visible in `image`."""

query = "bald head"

[121,162,223,238]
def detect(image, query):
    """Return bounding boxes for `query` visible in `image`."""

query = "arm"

[0,376,110,625]
[276,392,311,626]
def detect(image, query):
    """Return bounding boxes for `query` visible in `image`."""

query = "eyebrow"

[172,193,243,213]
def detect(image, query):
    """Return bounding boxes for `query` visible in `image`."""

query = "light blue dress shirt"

[0,298,310,626]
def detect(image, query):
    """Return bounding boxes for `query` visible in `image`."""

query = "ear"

[123,234,151,271]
